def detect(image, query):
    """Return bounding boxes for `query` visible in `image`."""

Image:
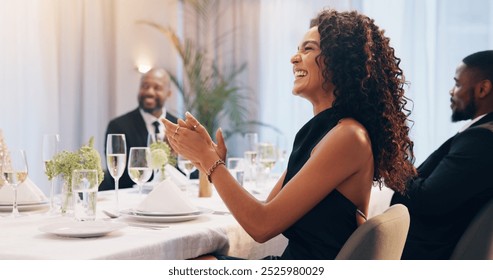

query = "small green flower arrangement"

[149,141,175,180]
[44,137,103,213]
[45,137,104,184]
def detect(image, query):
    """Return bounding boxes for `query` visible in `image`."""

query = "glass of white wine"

[243,132,258,182]
[106,134,126,212]
[42,133,60,215]
[128,147,152,197]
[2,149,28,218]
[258,142,277,174]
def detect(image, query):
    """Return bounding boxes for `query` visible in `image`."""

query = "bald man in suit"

[99,68,178,191]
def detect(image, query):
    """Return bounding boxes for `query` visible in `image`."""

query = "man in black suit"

[99,68,178,191]
[391,50,493,259]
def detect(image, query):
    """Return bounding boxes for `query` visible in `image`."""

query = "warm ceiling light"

[136,64,152,74]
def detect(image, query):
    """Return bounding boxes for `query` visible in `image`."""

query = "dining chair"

[450,199,493,260]
[335,204,410,260]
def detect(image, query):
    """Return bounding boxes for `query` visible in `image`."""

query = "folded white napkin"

[165,164,189,186]
[0,177,48,204]
[136,177,198,214]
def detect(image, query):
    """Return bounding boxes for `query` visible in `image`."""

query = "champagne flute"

[106,134,126,211]
[2,149,28,218]
[244,133,258,182]
[42,133,60,214]
[177,155,197,193]
[128,147,152,197]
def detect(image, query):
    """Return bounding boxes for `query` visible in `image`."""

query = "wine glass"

[243,133,258,182]
[128,147,152,197]
[147,133,162,183]
[1,149,28,218]
[177,155,197,193]
[258,142,277,174]
[257,142,277,191]
[42,133,60,214]
[106,134,126,211]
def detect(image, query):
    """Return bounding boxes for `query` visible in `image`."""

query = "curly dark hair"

[311,10,416,194]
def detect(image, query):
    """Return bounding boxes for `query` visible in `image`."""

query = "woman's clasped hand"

[162,112,226,176]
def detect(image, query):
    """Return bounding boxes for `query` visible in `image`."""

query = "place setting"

[38,169,127,238]
[0,149,50,216]
[118,177,213,224]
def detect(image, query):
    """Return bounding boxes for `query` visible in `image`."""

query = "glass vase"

[60,177,74,215]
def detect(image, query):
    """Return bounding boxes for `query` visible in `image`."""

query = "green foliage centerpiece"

[44,137,103,214]
[149,141,175,181]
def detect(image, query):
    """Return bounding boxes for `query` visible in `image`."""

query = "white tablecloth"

[0,179,395,260]
[0,188,288,260]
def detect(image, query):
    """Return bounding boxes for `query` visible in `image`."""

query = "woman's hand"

[162,112,227,172]
[183,112,227,162]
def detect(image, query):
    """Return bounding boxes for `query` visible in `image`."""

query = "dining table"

[0,174,394,260]
[0,182,289,260]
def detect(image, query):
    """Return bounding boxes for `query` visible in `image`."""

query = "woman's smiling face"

[290,26,327,98]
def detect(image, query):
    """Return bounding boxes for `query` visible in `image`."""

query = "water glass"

[42,133,60,214]
[227,157,245,186]
[72,169,98,221]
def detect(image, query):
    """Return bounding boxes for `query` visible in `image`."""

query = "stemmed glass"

[244,132,258,182]
[257,142,277,191]
[258,142,277,175]
[106,134,126,211]
[1,149,28,218]
[147,133,165,183]
[42,133,60,214]
[177,155,197,193]
[128,147,152,197]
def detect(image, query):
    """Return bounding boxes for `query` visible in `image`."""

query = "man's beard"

[451,92,476,122]
[139,100,161,114]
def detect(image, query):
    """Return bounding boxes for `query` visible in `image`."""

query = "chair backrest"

[335,204,410,260]
[450,199,493,260]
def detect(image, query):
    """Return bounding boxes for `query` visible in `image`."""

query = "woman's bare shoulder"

[330,118,371,146]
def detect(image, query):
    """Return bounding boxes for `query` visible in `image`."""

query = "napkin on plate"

[0,177,48,204]
[165,164,189,186]
[136,177,198,214]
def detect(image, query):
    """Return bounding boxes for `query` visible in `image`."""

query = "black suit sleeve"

[392,127,493,216]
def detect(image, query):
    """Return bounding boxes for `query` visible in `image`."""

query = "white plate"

[0,201,49,212]
[121,208,201,217]
[39,221,127,238]
[122,208,213,223]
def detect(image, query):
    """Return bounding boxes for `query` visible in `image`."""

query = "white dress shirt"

[139,108,166,141]
[458,114,487,133]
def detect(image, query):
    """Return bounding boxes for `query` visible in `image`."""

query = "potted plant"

[137,0,254,138]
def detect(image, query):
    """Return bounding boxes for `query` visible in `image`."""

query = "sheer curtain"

[0,0,113,192]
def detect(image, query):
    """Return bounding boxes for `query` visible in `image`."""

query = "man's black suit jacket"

[99,108,178,191]
[391,112,493,259]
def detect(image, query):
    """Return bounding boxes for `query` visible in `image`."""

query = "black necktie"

[152,121,160,136]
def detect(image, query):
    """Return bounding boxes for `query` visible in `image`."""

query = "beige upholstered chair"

[450,199,493,260]
[335,204,410,260]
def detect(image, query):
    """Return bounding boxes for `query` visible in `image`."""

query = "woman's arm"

[164,116,372,243]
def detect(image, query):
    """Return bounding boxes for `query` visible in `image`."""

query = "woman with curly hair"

[163,9,417,260]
